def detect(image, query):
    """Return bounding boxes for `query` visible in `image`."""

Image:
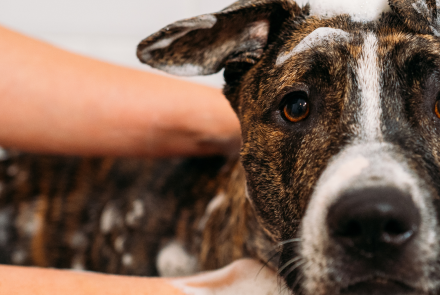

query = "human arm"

[0,259,280,295]
[0,25,241,157]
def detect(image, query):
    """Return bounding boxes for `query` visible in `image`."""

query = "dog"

[2,0,440,294]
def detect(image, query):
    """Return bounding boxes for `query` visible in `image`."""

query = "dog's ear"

[389,0,440,35]
[137,0,302,76]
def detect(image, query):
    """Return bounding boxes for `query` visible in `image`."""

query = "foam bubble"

[297,0,391,21]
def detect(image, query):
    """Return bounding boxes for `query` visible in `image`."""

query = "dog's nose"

[327,187,420,255]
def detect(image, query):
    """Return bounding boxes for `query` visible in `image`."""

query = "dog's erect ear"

[389,0,440,35]
[137,0,301,76]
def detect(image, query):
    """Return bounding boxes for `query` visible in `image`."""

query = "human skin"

[0,264,183,295]
[0,259,282,295]
[0,25,241,157]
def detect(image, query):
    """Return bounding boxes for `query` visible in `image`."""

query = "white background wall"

[0,0,235,87]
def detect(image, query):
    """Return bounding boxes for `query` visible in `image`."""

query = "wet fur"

[0,153,270,275]
[3,0,440,295]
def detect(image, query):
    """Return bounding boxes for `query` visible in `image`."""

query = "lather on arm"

[0,25,240,157]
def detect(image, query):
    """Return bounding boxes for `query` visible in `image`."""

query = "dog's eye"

[281,91,310,123]
[435,99,440,119]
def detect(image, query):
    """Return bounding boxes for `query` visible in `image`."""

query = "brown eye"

[435,99,440,119]
[281,91,310,123]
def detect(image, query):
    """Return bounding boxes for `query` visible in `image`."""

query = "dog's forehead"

[274,18,440,72]
[247,17,440,118]
[276,26,350,66]
[274,19,358,70]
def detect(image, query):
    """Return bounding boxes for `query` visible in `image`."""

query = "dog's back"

[0,152,268,276]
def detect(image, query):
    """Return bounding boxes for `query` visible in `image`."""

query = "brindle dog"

[3,0,440,294]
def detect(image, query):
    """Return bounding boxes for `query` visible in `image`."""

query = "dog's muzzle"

[327,186,420,257]
[298,143,438,294]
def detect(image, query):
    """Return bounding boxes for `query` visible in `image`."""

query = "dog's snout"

[327,187,420,255]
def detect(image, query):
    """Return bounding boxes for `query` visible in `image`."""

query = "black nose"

[327,187,420,255]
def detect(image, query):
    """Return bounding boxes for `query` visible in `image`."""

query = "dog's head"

[138,0,440,294]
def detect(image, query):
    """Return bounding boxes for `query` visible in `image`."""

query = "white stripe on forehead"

[276,28,349,66]
[356,32,382,141]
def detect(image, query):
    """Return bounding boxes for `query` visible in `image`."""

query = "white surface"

[0,0,233,87]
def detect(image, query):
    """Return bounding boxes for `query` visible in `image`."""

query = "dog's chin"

[339,278,419,295]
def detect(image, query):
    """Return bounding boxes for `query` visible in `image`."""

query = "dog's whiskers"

[278,256,303,274]
[284,259,306,278]
[288,261,310,295]
[276,260,308,295]
[256,248,282,278]
[277,238,302,247]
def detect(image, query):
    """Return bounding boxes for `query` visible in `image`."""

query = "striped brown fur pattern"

[0,151,272,276]
[136,0,440,293]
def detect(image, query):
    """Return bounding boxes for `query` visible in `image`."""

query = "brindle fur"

[4,0,440,294]
[137,0,440,293]
[0,152,271,275]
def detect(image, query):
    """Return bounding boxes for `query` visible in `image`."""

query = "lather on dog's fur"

[2,0,440,294]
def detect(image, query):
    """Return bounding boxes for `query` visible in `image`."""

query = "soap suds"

[276,27,349,65]
[157,241,198,277]
[297,0,391,21]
